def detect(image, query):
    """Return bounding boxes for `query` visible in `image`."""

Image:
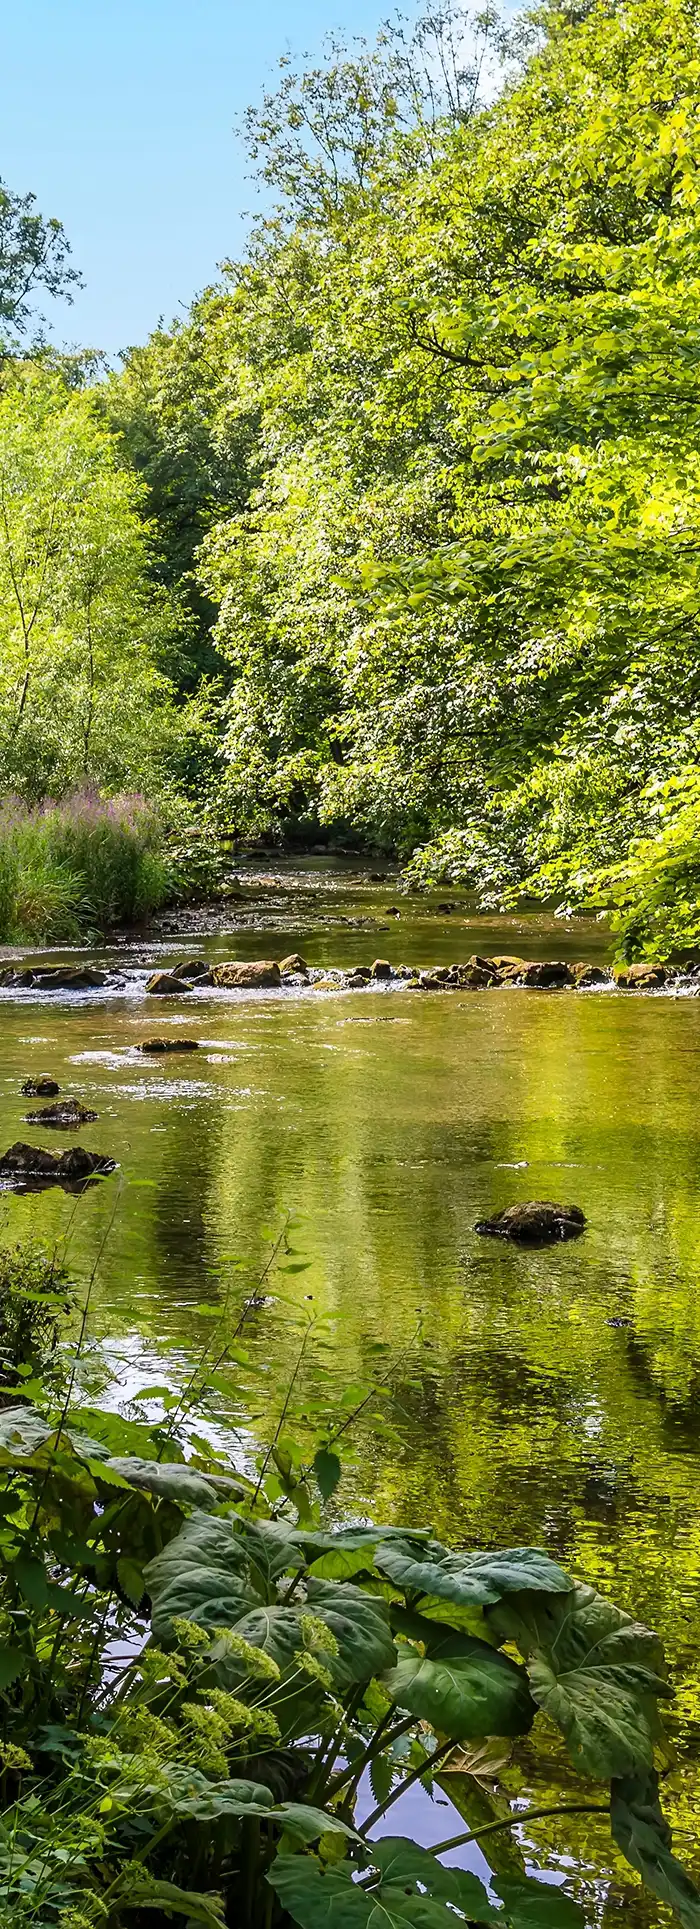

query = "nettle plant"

[0,1252,696,1929]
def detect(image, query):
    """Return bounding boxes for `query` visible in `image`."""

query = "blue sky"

[1,0,392,360]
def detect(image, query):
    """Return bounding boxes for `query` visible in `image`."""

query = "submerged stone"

[475,1201,586,1242]
[30,966,107,990]
[20,1076,59,1097]
[136,1038,200,1053]
[23,1098,99,1127]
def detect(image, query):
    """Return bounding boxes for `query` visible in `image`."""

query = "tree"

[0,364,184,799]
[0,177,81,355]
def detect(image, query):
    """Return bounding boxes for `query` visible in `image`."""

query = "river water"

[1,860,699,1917]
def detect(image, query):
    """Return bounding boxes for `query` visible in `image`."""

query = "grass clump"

[0,790,173,941]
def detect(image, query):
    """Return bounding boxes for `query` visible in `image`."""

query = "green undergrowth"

[0,1220,696,1929]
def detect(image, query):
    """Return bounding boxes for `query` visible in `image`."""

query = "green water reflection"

[1,878,699,1913]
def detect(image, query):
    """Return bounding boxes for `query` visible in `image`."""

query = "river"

[1,858,698,1918]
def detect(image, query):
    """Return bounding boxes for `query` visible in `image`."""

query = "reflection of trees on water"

[2,988,700,1883]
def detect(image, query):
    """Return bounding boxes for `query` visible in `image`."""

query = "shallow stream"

[1,860,699,1915]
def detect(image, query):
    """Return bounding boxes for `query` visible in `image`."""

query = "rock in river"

[475,1201,586,1242]
[23,1098,99,1127]
[136,1038,200,1053]
[212,960,281,989]
[0,1142,116,1188]
[145,972,193,995]
[280,953,308,974]
[21,1076,59,1097]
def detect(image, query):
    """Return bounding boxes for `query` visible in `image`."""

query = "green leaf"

[14,1554,48,1607]
[375,1540,573,1609]
[144,1510,263,1638]
[314,1448,341,1500]
[116,1875,225,1927]
[105,1456,232,1508]
[611,1771,700,1928]
[369,1752,393,1807]
[0,1648,24,1688]
[368,1840,499,1921]
[383,1630,534,1741]
[274,1802,360,1843]
[268,1854,449,1929]
[488,1583,670,1780]
[306,1580,396,1690]
[117,1556,145,1607]
[152,1766,275,1818]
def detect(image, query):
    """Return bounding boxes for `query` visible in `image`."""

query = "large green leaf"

[144,1510,263,1637]
[487,1584,670,1780]
[383,1630,534,1740]
[268,1853,471,1929]
[102,1456,231,1508]
[269,1843,583,1929]
[375,1541,573,1609]
[368,1839,500,1921]
[306,1580,396,1689]
[373,1844,586,1929]
[148,1766,275,1817]
[611,1771,700,1929]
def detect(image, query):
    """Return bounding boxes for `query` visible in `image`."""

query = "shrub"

[0,789,174,940]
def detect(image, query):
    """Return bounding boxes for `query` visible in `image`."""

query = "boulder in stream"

[0,1142,116,1190]
[475,1201,586,1242]
[212,960,281,989]
[136,1038,200,1053]
[371,959,392,979]
[614,962,670,989]
[280,953,309,974]
[145,972,193,995]
[30,966,107,990]
[572,963,611,987]
[499,960,574,988]
[169,959,209,981]
[20,1076,60,1097]
[23,1098,99,1127]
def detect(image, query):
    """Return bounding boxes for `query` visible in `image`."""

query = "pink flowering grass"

[0,791,173,942]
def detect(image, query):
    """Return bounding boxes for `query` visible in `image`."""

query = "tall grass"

[0,791,173,942]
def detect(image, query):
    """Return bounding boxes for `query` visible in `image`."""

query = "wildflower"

[118,1707,179,1759]
[297,1612,338,1658]
[0,1742,31,1771]
[212,1629,281,1680]
[249,1706,281,1745]
[136,1646,186,1685]
[171,1616,210,1650]
[294,1649,334,1692]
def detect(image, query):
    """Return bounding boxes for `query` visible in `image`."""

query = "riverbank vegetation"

[0,1222,696,1928]
[4,0,700,948]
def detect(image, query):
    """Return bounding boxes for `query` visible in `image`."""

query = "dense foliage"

[5,0,700,944]
[0,1229,697,1929]
[100,0,700,951]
